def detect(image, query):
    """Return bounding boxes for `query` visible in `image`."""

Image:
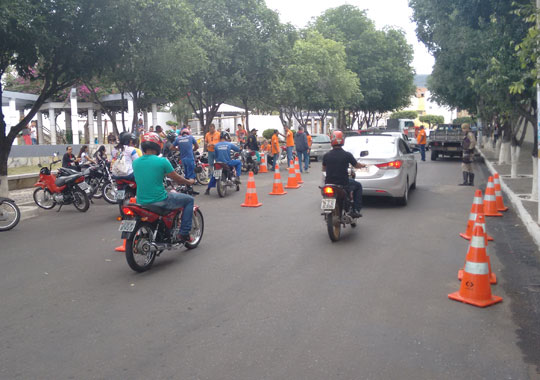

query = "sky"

[265,0,434,74]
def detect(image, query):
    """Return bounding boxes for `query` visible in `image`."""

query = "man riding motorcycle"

[322,131,365,218]
[204,132,242,195]
[132,132,196,242]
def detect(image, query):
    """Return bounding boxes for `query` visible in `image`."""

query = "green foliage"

[262,129,275,140]
[419,114,445,126]
[390,111,418,119]
[453,116,474,125]
[166,120,179,127]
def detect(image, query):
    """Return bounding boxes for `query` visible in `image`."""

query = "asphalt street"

[1,156,540,379]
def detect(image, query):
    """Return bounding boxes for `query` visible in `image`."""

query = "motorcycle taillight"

[323,186,335,196]
[214,163,223,170]
[250,151,255,156]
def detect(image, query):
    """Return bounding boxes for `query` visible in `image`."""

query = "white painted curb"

[478,149,540,249]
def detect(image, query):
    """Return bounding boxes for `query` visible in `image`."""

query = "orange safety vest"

[271,134,280,155]
[307,134,312,148]
[205,131,221,152]
[417,129,427,145]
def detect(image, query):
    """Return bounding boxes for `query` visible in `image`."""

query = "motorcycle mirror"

[38,163,42,168]
[360,150,369,157]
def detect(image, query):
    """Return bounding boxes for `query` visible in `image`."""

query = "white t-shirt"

[80,152,91,165]
[123,146,140,174]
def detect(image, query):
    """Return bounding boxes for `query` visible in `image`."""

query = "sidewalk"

[478,140,540,248]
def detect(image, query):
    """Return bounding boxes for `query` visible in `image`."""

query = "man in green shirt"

[133,132,196,242]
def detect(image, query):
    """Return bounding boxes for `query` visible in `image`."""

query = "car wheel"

[396,179,409,206]
[410,165,417,190]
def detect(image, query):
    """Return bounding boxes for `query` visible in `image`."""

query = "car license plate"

[118,220,136,232]
[321,198,336,210]
[358,166,370,173]
[214,169,222,179]
[78,182,89,190]
[116,190,125,200]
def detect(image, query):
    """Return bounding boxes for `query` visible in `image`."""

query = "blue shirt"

[173,135,197,161]
[214,141,240,163]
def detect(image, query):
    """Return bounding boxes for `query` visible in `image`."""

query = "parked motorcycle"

[119,185,204,272]
[240,149,259,175]
[83,160,113,200]
[33,155,90,212]
[167,151,185,176]
[0,197,21,231]
[213,160,240,198]
[194,151,210,185]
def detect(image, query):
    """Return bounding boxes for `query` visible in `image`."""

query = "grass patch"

[9,163,62,176]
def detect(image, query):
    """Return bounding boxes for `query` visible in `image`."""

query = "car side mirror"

[360,150,369,157]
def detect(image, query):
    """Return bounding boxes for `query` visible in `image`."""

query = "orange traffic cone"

[241,171,262,207]
[484,177,503,217]
[269,165,287,195]
[449,225,502,307]
[259,153,268,173]
[458,220,496,284]
[459,190,484,240]
[294,157,304,184]
[115,240,126,252]
[285,161,301,189]
[493,173,508,212]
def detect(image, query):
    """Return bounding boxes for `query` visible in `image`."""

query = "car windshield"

[312,135,330,143]
[343,136,397,159]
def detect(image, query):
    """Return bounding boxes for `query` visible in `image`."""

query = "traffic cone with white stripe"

[285,161,301,189]
[458,216,496,284]
[493,173,508,212]
[241,171,262,207]
[294,157,304,184]
[259,152,268,173]
[484,176,503,217]
[449,225,502,307]
[269,165,287,195]
[460,190,485,240]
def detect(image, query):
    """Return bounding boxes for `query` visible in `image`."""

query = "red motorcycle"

[33,157,90,212]
[113,177,137,217]
[119,185,204,272]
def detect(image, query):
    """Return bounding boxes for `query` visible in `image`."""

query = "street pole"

[537,0,540,223]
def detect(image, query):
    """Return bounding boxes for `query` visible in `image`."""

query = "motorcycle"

[112,177,137,217]
[0,197,21,231]
[240,149,259,175]
[320,183,358,242]
[119,185,204,272]
[167,151,185,177]
[82,160,114,201]
[33,155,90,212]
[213,157,241,198]
[194,151,210,185]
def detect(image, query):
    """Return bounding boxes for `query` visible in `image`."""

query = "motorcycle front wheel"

[90,178,103,199]
[33,188,56,209]
[196,166,210,185]
[102,181,117,204]
[0,200,21,231]
[326,204,342,242]
[72,188,90,212]
[217,177,227,198]
[125,222,156,272]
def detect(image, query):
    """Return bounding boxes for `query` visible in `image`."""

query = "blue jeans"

[207,151,215,173]
[297,150,309,172]
[286,146,294,167]
[347,179,363,211]
[163,192,194,235]
[419,144,426,161]
[229,159,242,177]
[273,154,279,169]
[182,157,195,179]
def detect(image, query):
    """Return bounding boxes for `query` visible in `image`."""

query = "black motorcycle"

[213,161,240,198]
[240,149,259,175]
[0,197,21,231]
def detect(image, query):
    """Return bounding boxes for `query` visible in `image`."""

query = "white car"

[343,134,418,205]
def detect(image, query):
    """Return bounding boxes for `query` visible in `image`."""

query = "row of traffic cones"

[448,174,508,308]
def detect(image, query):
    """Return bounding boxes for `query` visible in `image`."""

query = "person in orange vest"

[279,125,295,167]
[205,123,221,173]
[417,125,427,161]
[271,129,280,168]
[306,131,312,168]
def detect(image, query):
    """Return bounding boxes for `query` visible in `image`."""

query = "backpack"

[111,151,129,176]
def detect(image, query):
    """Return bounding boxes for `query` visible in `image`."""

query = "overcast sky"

[265,0,434,74]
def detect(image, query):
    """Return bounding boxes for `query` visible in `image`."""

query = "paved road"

[1,157,539,379]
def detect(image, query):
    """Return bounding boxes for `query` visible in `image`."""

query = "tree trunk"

[532,157,538,201]
[0,138,11,197]
[243,99,250,132]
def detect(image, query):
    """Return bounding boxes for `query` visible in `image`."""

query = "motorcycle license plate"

[116,190,125,200]
[321,198,336,210]
[213,169,222,179]
[119,220,136,232]
[78,182,90,190]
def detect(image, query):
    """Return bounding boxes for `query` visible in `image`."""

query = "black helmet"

[220,131,231,141]
[166,130,177,142]
[119,132,137,145]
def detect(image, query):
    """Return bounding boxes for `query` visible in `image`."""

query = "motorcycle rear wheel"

[102,181,117,204]
[326,205,342,242]
[0,200,20,231]
[33,188,56,209]
[217,177,227,198]
[196,167,210,185]
[125,223,156,272]
[72,188,90,212]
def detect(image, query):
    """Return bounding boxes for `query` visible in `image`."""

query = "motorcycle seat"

[55,173,82,186]
[135,204,171,216]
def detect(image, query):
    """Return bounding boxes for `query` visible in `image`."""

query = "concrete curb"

[19,205,40,222]
[478,149,540,249]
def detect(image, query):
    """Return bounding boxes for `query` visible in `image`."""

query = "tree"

[0,0,134,196]
[390,111,418,119]
[452,116,474,125]
[419,114,445,127]
[314,5,415,128]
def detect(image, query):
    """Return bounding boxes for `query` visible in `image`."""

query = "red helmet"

[181,128,190,135]
[141,132,163,152]
[330,130,344,146]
